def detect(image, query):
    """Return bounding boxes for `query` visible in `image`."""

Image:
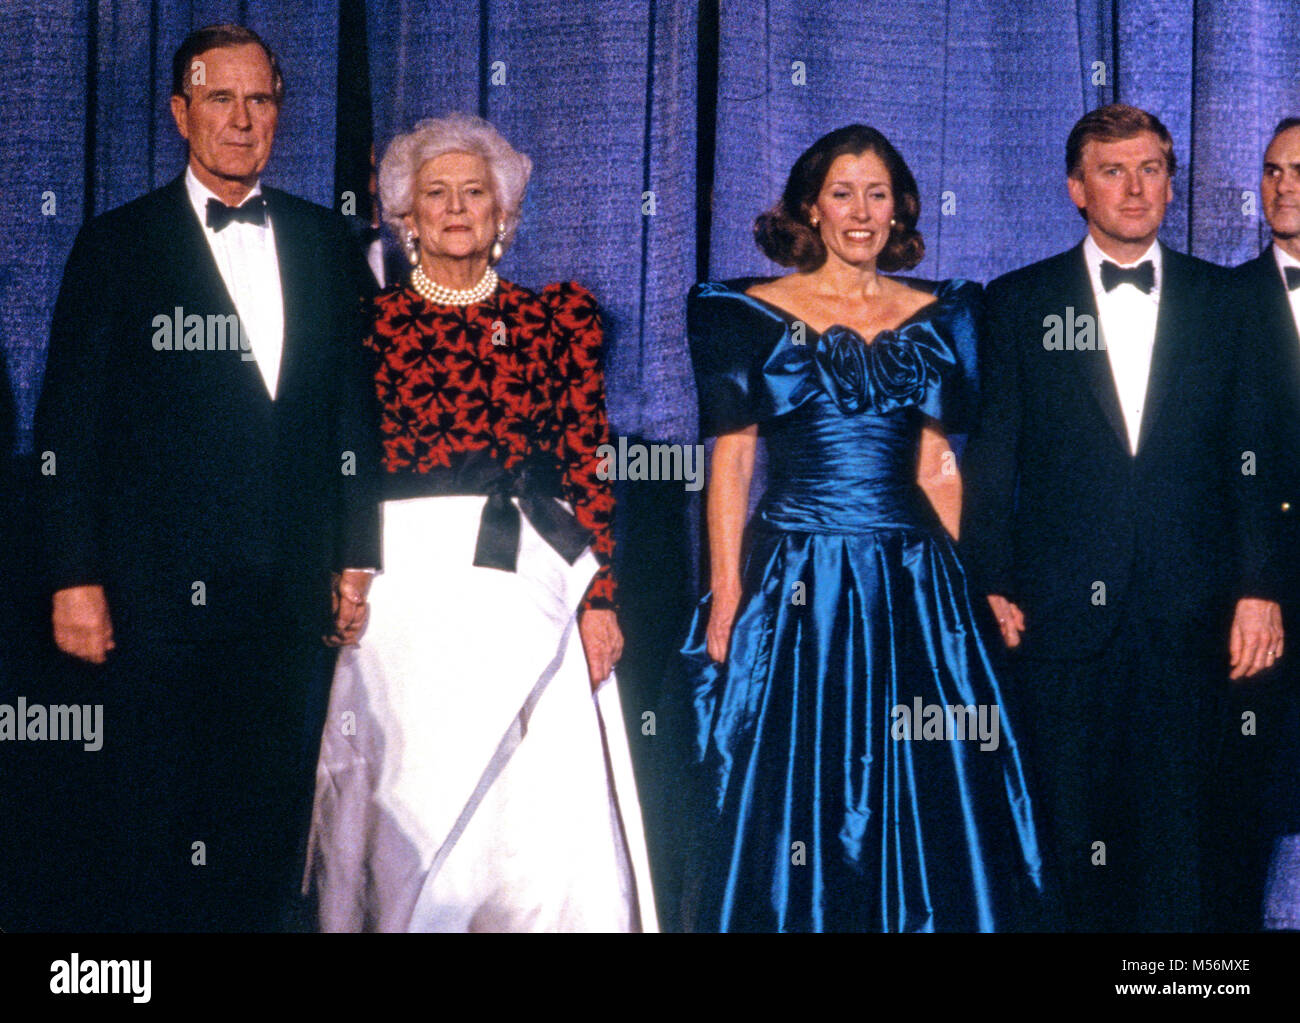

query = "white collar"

[1272,240,1300,278]
[185,165,265,228]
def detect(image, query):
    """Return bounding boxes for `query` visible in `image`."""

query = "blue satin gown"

[681,277,1046,932]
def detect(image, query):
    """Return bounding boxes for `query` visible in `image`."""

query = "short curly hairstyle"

[755,124,924,273]
[377,112,533,255]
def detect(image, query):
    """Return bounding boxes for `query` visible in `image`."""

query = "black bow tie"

[1285,266,1300,291]
[1100,260,1155,293]
[206,195,267,231]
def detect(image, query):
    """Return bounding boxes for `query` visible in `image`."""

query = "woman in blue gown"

[680,125,1047,932]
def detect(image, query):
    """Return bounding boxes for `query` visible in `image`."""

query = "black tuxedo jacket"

[35,175,382,645]
[960,241,1276,659]
[1235,249,1300,603]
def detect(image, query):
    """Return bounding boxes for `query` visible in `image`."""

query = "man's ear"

[1065,174,1087,216]
[169,94,191,142]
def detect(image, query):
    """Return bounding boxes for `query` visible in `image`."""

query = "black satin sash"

[379,451,593,572]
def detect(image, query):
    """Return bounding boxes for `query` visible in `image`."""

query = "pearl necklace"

[409,265,499,307]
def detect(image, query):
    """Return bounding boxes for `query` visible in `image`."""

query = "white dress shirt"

[1272,242,1300,341]
[1083,234,1162,455]
[184,166,284,399]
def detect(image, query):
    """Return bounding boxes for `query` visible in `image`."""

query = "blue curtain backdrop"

[4,0,1300,456]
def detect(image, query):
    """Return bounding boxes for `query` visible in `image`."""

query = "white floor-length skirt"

[306,495,658,932]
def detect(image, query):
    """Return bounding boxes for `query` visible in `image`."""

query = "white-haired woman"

[307,113,656,932]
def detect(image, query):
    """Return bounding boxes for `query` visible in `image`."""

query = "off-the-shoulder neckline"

[700,277,969,345]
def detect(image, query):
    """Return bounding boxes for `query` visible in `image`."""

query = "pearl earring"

[489,223,506,266]
[405,229,420,266]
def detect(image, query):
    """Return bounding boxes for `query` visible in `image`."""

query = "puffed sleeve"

[812,278,981,431]
[540,281,618,612]
[928,277,981,433]
[687,281,825,437]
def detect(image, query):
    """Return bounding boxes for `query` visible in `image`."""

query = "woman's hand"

[579,608,623,690]
[916,418,961,539]
[706,582,742,663]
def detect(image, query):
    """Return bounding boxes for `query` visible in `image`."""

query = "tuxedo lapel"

[265,189,310,402]
[161,174,279,404]
[1134,243,1186,455]
[1253,249,1300,383]
[1062,243,1130,453]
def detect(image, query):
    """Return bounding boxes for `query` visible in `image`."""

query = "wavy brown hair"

[754,124,924,273]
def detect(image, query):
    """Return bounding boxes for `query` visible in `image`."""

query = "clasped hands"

[986,594,1284,680]
[324,568,374,647]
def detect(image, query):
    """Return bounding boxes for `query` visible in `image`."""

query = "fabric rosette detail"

[811,324,958,417]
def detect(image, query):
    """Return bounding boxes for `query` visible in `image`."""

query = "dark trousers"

[91,634,328,932]
[1013,614,1226,932]
[1209,640,1300,930]
[1,635,114,932]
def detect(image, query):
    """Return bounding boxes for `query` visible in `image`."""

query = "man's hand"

[578,608,623,690]
[1229,597,1284,680]
[987,594,1026,649]
[52,584,115,664]
[325,569,373,647]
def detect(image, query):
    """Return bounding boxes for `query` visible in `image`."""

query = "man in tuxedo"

[961,104,1281,932]
[34,24,380,931]
[1227,116,1300,930]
